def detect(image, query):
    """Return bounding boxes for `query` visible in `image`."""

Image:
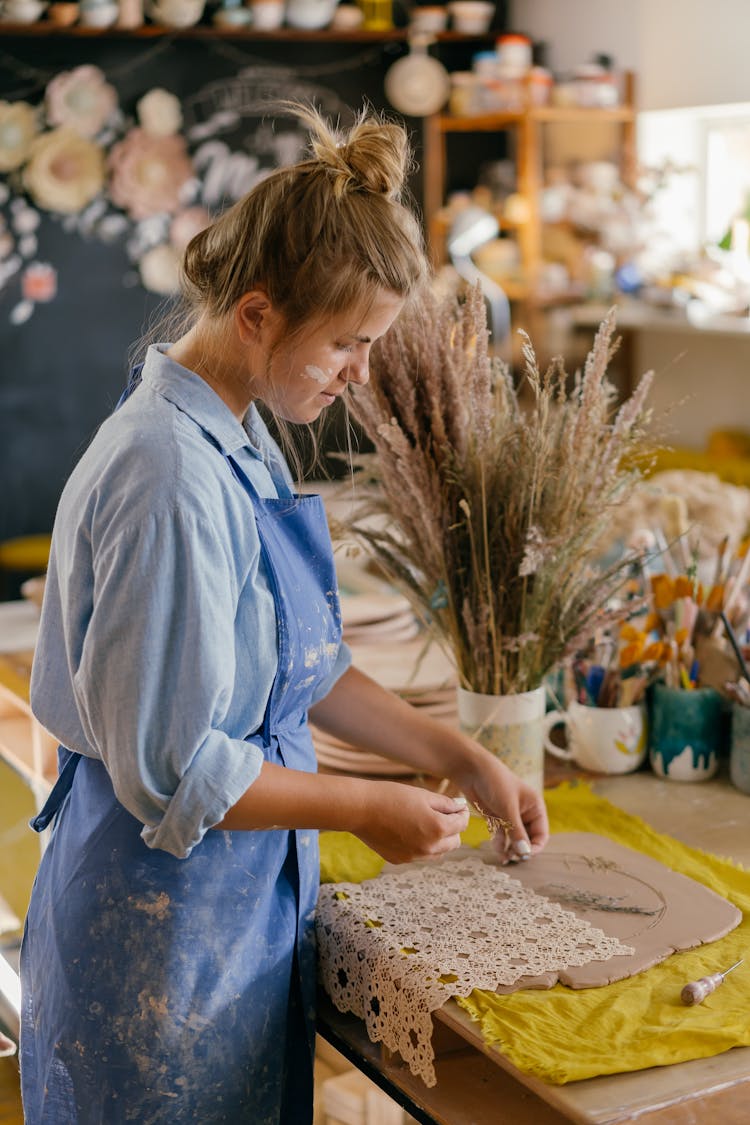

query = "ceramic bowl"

[285,0,335,28]
[448,0,494,33]
[213,4,251,23]
[146,0,204,25]
[1,0,46,20]
[250,0,283,27]
[330,2,363,28]
[78,1,118,24]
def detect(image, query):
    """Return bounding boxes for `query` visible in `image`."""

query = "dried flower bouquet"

[341,286,654,696]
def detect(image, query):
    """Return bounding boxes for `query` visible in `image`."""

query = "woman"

[21,104,548,1123]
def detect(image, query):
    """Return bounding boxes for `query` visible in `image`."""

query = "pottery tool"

[680,958,743,1005]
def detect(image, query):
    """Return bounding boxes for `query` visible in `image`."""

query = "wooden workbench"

[318,770,750,1125]
[2,601,750,1120]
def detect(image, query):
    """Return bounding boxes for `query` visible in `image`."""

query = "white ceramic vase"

[457,685,547,792]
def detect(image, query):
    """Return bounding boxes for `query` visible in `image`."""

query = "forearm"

[216,760,371,833]
[309,664,482,780]
[215,756,472,865]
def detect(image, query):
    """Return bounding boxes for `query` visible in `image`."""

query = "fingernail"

[513,839,531,857]
[453,796,468,808]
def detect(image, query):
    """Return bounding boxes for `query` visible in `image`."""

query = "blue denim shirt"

[30,345,350,858]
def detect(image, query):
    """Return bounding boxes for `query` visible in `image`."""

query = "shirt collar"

[141,344,260,458]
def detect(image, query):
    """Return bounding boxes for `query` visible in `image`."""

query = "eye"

[336,342,355,353]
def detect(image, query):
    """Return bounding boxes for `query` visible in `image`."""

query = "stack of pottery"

[312,598,457,775]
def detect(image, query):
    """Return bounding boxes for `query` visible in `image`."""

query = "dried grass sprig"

[342,287,654,695]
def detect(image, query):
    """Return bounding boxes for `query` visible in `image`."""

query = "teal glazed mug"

[730,701,750,795]
[648,683,722,781]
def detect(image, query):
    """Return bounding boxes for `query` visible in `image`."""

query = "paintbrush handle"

[723,546,750,618]
[720,611,750,682]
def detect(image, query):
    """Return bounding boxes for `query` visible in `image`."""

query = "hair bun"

[335,118,409,197]
[290,103,410,199]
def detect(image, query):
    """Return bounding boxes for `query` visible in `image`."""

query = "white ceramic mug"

[543,701,647,774]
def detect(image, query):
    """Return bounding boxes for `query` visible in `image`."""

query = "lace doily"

[316,851,634,1086]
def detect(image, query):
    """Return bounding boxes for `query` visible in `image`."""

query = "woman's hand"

[454,748,549,863]
[353,782,470,865]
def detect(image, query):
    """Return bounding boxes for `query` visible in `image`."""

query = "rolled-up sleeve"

[72,507,265,859]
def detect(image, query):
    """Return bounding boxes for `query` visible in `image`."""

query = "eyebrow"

[342,333,371,344]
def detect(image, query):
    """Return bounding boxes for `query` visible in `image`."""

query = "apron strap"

[30,750,81,833]
[114,362,144,409]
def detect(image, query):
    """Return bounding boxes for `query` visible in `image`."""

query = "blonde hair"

[180,102,428,329]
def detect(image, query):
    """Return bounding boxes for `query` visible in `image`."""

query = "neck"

[168,324,254,422]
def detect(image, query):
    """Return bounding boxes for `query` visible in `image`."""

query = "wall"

[511,0,750,111]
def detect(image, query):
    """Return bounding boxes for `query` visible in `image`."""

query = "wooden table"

[2,600,750,1118]
[318,769,750,1125]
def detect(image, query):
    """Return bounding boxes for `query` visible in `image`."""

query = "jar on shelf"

[357,0,392,28]
[495,32,532,74]
[528,65,553,106]
[570,62,620,107]
[449,71,479,116]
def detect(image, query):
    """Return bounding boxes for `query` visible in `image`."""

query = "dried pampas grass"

[339,285,654,695]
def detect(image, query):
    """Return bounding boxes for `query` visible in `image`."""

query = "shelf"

[437,104,634,132]
[423,72,637,314]
[0,21,497,40]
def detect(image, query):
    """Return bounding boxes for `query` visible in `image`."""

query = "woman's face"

[259,289,405,424]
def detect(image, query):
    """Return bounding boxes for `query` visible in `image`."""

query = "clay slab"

[482,831,742,988]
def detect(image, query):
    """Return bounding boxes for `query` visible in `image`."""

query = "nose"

[344,351,370,387]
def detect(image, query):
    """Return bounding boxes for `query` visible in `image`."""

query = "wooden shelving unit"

[0,680,56,798]
[422,72,637,310]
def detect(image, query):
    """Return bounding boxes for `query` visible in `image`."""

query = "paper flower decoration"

[108,128,194,220]
[21,262,57,303]
[0,101,39,173]
[137,88,183,138]
[23,128,105,214]
[138,243,180,294]
[45,66,118,140]
[169,205,210,252]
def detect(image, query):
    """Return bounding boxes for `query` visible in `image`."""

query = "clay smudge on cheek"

[301,364,329,384]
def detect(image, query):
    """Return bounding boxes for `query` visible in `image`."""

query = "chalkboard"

[0,24,505,553]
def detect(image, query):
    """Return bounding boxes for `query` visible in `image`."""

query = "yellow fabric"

[707,428,750,461]
[0,533,51,572]
[318,782,750,1085]
[0,659,31,705]
[643,446,750,488]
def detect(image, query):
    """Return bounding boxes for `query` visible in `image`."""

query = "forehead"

[317,291,404,340]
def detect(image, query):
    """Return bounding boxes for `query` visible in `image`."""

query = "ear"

[235,289,277,343]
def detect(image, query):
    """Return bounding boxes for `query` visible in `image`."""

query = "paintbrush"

[719,610,750,682]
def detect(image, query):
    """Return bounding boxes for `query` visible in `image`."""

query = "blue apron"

[20,436,342,1123]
